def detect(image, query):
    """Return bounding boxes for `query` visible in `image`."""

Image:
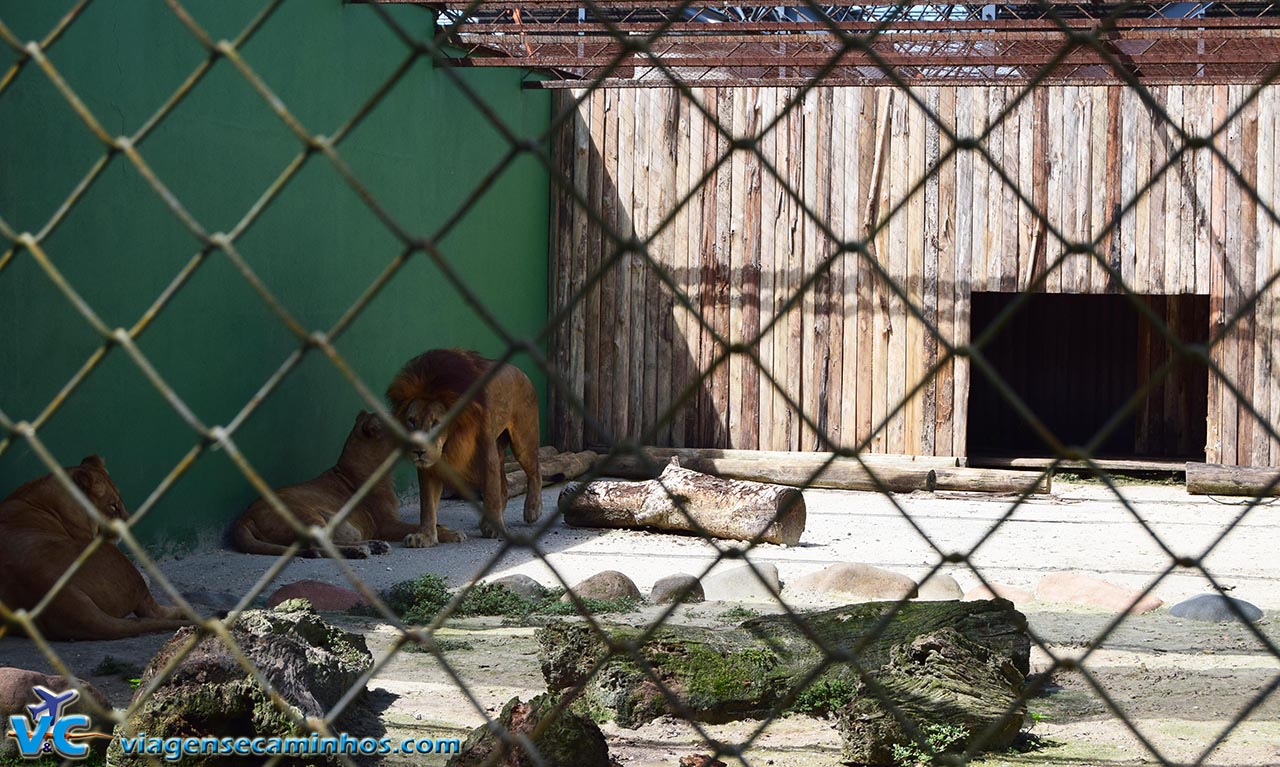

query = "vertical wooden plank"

[1134,87,1152,297]
[1120,88,1138,293]
[727,88,748,448]
[1090,86,1109,292]
[872,88,894,453]
[1060,85,1079,293]
[1164,85,1185,295]
[1148,85,1167,297]
[1206,85,1226,463]
[782,88,805,451]
[643,88,665,443]
[1028,87,1050,291]
[548,91,569,445]
[856,86,879,453]
[698,88,722,445]
[985,86,1004,294]
[970,87,990,292]
[1219,84,1239,465]
[839,86,862,450]
[652,89,677,446]
[905,94,926,455]
[887,90,909,453]
[952,87,972,457]
[597,91,619,444]
[680,90,705,447]
[1074,87,1092,294]
[1195,85,1213,296]
[1017,87,1035,292]
[711,88,733,446]
[1103,86,1122,293]
[668,90,690,448]
[742,88,763,450]
[565,91,591,450]
[934,87,956,457]
[1001,85,1020,294]
[1239,90,1259,465]
[613,90,636,443]
[583,90,605,444]
[922,87,941,456]
[772,87,796,451]
[1264,85,1280,464]
[755,89,777,451]
[629,88,651,443]
[826,87,847,450]
[810,88,833,448]
[1045,86,1064,293]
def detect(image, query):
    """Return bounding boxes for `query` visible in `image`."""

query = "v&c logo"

[5,685,112,760]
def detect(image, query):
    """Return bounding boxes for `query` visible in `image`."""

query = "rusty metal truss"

[373,1,1280,86]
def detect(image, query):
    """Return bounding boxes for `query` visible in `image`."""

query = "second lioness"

[387,348,541,546]
[233,411,418,557]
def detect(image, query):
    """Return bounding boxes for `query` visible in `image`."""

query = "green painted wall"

[0,1,551,548]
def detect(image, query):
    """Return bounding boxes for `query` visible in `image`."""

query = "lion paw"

[437,525,467,543]
[478,519,506,539]
[367,541,392,556]
[339,545,370,559]
[403,532,439,548]
[523,499,542,524]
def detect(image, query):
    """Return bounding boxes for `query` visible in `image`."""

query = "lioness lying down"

[233,411,421,558]
[0,456,190,641]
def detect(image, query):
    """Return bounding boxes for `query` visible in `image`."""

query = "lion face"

[400,400,449,469]
[70,455,127,527]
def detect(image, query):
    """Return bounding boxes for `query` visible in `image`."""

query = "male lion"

[0,456,190,640]
[387,348,541,546]
[233,410,420,558]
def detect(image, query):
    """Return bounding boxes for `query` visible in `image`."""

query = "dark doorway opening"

[967,292,1209,461]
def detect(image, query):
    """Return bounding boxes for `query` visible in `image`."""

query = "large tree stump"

[536,600,1028,764]
[559,461,806,545]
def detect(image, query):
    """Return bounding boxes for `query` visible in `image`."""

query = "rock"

[1036,573,1163,614]
[265,580,367,611]
[793,563,918,601]
[0,668,111,760]
[1169,593,1263,623]
[839,628,1025,765]
[650,574,705,604]
[679,755,727,767]
[701,563,781,602]
[488,574,549,601]
[108,600,373,766]
[562,571,641,603]
[962,583,1035,605]
[179,588,240,613]
[915,574,964,601]
[447,693,613,767]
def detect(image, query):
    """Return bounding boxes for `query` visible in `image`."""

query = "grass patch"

[720,605,760,623]
[891,722,970,767]
[402,637,474,653]
[378,574,638,624]
[790,676,856,715]
[92,655,143,679]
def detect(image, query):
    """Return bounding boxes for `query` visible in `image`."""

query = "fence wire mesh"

[1,1,1278,766]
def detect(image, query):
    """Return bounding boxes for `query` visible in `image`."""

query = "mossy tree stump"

[537,600,1029,765]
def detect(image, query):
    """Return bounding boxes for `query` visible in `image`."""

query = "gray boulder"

[649,574,705,604]
[563,571,642,603]
[0,668,111,760]
[701,563,781,602]
[447,694,613,767]
[108,599,373,766]
[1169,593,1263,623]
[488,574,549,601]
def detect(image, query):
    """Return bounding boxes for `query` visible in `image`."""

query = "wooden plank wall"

[549,85,1280,466]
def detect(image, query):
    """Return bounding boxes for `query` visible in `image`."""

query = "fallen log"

[595,454,1050,495]
[1186,462,1280,497]
[505,450,598,497]
[559,461,806,545]
[931,467,1050,495]
[537,600,1029,763]
[594,454,936,493]
[613,446,959,469]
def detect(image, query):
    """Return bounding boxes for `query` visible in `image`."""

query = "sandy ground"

[3,478,1278,766]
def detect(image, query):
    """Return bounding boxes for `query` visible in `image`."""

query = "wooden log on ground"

[597,446,960,468]
[932,467,1051,495]
[504,450,598,497]
[538,600,1029,763]
[596,453,1050,495]
[595,454,936,493]
[1186,462,1280,497]
[559,461,806,545]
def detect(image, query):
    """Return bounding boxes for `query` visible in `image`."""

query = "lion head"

[340,410,400,475]
[69,455,127,532]
[386,349,489,470]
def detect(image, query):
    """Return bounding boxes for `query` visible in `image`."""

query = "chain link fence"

[2,1,1279,766]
